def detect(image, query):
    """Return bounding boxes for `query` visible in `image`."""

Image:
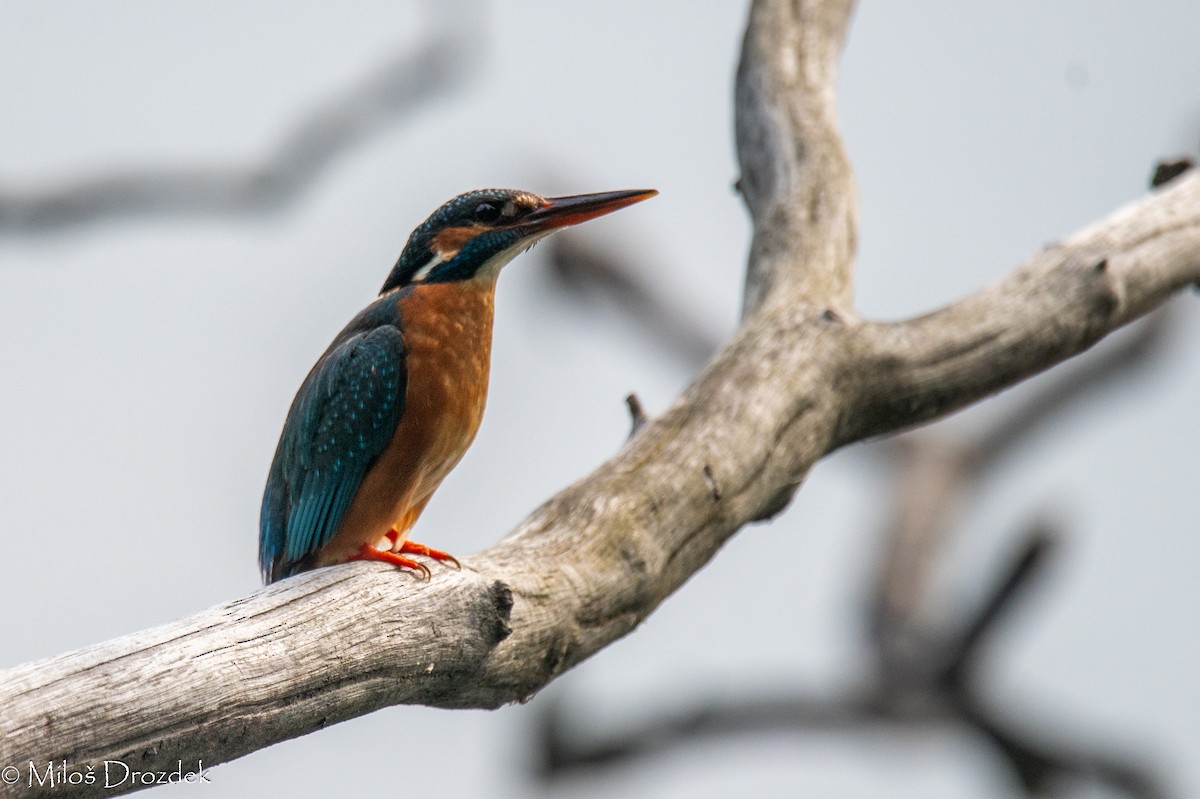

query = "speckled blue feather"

[259,293,409,583]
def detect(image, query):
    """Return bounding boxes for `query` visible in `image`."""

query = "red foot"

[383,531,461,570]
[349,544,431,580]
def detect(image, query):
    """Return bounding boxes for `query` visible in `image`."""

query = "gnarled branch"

[2,1,1198,796]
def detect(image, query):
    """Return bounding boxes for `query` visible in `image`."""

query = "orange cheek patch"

[431,224,485,260]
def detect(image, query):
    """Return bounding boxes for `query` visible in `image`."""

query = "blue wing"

[260,316,407,583]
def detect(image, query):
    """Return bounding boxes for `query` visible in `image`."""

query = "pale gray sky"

[1,3,1198,797]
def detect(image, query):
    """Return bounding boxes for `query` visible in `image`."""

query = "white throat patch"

[410,252,446,283]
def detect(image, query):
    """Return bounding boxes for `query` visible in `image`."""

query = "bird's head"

[381,187,657,293]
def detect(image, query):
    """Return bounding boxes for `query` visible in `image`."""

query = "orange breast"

[315,276,497,566]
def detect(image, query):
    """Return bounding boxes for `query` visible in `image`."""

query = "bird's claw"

[385,531,462,571]
[350,544,432,580]
[399,540,461,570]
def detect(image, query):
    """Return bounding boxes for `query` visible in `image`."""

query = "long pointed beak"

[520,188,658,233]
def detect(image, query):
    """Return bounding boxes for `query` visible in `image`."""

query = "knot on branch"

[478,580,515,646]
[1075,255,1122,342]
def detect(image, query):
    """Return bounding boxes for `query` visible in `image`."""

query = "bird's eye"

[473,202,501,223]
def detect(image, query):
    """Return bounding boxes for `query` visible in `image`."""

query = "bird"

[259,187,657,584]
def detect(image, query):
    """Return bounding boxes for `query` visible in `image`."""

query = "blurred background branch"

[0,3,480,233]
[543,235,722,369]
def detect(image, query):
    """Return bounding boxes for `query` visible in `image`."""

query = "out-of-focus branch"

[961,701,1168,799]
[0,12,478,233]
[537,521,1167,798]
[535,691,875,779]
[938,524,1058,689]
[544,235,722,368]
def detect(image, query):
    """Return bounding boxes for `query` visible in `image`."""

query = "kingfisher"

[259,187,657,584]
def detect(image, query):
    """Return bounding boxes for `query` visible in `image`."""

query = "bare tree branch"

[2,1,1199,796]
[0,18,476,233]
[735,0,858,317]
[532,154,1186,797]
